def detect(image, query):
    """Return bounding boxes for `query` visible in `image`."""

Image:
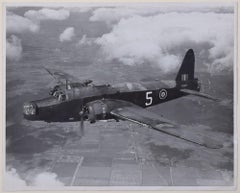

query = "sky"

[5,3,235,189]
[6,3,235,75]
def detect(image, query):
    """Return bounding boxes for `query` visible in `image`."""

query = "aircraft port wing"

[44,68,92,85]
[44,68,79,84]
[110,101,222,149]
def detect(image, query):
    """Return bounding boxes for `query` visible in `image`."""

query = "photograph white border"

[1,1,238,191]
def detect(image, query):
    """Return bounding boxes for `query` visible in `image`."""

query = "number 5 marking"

[145,91,153,106]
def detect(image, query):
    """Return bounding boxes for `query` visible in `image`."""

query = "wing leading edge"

[44,68,79,84]
[109,100,222,149]
[44,68,92,86]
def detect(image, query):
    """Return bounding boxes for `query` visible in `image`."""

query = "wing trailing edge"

[153,124,223,149]
[109,100,222,149]
[180,89,219,101]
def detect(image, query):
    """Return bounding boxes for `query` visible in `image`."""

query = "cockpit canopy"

[49,80,94,102]
[45,68,94,101]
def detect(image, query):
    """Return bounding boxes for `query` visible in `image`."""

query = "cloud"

[7,8,70,35]
[5,168,27,190]
[5,167,64,190]
[6,35,22,61]
[32,172,64,187]
[6,12,39,34]
[95,12,234,73]
[90,4,234,24]
[77,34,93,46]
[24,8,70,21]
[67,7,93,13]
[90,7,161,25]
[59,27,75,42]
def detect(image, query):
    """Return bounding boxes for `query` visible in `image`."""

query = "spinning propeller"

[79,109,85,136]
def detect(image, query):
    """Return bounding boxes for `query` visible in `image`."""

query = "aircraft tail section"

[176,49,219,101]
[176,49,195,82]
[175,49,199,91]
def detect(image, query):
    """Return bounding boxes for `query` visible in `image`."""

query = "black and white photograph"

[4,2,236,190]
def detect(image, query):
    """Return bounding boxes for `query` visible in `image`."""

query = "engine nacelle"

[86,101,109,123]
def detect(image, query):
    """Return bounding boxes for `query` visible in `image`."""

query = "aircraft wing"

[44,68,79,84]
[180,89,219,101]
[44,68,93,86]
[109,100,222,149]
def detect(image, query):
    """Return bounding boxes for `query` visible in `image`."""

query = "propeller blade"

[79,110,84,136]
[80,114,84,136]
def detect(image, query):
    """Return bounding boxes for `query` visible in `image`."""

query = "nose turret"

[23,102,37,119]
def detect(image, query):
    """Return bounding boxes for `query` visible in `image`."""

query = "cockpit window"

[50,89,66,102]
[53,91,60,97]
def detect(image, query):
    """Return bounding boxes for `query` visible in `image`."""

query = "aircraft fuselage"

[23,83,189,123]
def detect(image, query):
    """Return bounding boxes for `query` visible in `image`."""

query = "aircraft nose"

[23,102,37,116]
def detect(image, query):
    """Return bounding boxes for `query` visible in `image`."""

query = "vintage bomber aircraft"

[23,49,221,149]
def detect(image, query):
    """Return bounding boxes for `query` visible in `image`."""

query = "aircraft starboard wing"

[111,105,176,128]
[109,101,222,149]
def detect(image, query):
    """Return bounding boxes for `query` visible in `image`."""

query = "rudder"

[175,49,195,82]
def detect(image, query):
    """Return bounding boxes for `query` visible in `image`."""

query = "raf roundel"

[159,89,167,100]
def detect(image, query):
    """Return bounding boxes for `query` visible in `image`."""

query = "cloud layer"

[7,12,39,34]
[7,8,70,35]
[31,172,64,187]
[95,12,234,73]
[59,27,75,42]
[6,35,22,61]
[5,167,64,190]
[24,8,70,21]
[90,7,160,24]
[6,5,234,75]
[5,168,27,190]
[90,4,234,24]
